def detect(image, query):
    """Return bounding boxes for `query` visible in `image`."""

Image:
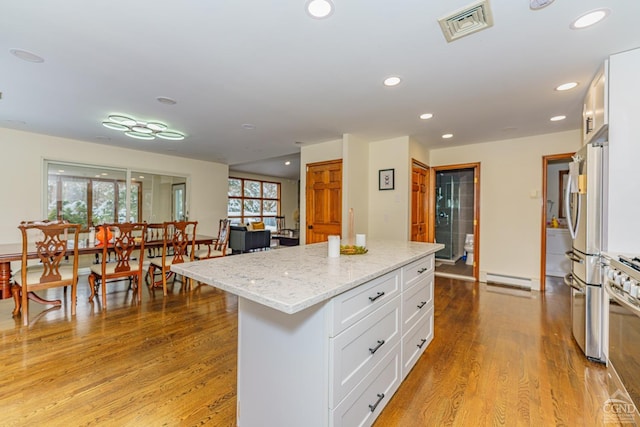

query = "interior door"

[411,161,429,242]
[306,160,342,244]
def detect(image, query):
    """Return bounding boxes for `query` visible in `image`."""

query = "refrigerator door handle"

[565,173,581,240]
[564,273,583,292]
[565,250,584,263]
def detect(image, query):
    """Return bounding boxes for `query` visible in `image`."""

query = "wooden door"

[411,161,429,242]
[306,160,342,244]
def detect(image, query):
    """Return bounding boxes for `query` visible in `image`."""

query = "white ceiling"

[2,1,640,180]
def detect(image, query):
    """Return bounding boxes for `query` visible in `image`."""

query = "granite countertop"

[172,240,443,314]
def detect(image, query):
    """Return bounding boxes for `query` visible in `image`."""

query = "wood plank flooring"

[0,274,622,426]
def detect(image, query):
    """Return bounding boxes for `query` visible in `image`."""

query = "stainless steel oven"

[604,256,640,424]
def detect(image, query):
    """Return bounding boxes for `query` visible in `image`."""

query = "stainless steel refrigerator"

[564,141,608,363]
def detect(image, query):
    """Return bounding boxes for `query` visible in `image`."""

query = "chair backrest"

[18,220,81,286]
[145,222,173,258]
[97,222,147,276]
[162,221,197,265]
[213,219,231,254]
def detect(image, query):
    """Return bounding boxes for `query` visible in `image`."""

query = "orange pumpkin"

[95,226,113,246]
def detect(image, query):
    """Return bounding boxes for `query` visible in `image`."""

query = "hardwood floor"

[0,274,622,426]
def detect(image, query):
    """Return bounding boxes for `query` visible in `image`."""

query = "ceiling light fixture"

[102,114,185,141]
[383,76,402,87]
[285,161,291,166]
[419,113,434,120]
[156,96,177,105]
[9,48,44,63]
[306,0,334,19]
[556,82,578,91]
[571,8,610,29]
[550,115,566,121]
[442,133,453,139]
[529,0,554,10]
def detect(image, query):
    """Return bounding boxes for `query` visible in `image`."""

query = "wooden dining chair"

[147,221,197,296]
[193,219,230,260]
[14,220,81,325]
[88,222,147,308]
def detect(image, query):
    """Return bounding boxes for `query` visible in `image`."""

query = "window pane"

[92,181,116,225]
[228,178,242,197]
[263,182,278,199]
[119,182,140,222]
[244,199,260,215]
[49,177,89,228]
[244,180,261,198]
[228,198,241,216]
[263,200,278,216]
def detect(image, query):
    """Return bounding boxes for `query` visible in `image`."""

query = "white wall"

[368,136,411,241]
[0,128,229,243]
[343,134,369,240]
[228,171,299,229]
[429,130,582,289]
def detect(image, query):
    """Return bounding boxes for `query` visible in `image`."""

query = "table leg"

[0,262,11,300]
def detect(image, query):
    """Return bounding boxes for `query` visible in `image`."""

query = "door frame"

[430,162,480,280]
[540,152,575,291]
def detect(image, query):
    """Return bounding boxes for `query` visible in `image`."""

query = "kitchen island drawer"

[402,306,433,378]
[331,343,401,427]
[330,296,401,408]
[402,274,433,330]
[402,256,434,291]
[328,269,400,336]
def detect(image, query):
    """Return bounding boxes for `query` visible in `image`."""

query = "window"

[228,177,280,230]
[46,162,141,230]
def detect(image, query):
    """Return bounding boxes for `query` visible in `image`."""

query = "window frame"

[228,177,281,229]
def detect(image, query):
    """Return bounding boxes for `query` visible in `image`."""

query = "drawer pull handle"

[369,339,385,354]
[418,267,428,274]
[369,291,385,302]
[417,338,427,349]
[417,301,427,309]
[368,393,385,412]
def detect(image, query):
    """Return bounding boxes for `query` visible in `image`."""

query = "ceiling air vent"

[438,0,494,43]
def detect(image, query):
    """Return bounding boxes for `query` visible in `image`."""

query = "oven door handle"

[605,281,640,318]
[564,273,583,292]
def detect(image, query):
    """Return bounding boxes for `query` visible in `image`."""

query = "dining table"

[0,234,215,316]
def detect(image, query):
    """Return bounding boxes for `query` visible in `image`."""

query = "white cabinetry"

[546,228,571,277]
[582,62,609,145]
[237,253,435,427]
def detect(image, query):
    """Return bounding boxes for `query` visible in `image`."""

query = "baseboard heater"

[485,272,532,289]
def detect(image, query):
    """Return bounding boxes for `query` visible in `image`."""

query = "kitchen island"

[172,240,443,427]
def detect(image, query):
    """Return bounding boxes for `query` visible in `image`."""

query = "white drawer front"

[330,296,401,408]
[402,274,433,331]
[329,270,400,336]
[331,343,401,427]
[402,256,433,291]
[401,306,433,379]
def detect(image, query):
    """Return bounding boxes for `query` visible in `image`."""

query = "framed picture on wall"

[379,169,395,190]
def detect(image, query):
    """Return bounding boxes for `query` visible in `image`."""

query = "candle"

[348,208,355,246]
[328,235,340,258]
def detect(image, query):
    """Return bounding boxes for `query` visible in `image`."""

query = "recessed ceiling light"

[285,161,291,166]
[550,115,566,121]
[383,76,402,87]
[419,113,434,120]
[442,133,453,139]
[156,96,177,105]
[571,8,610,29]
[555,82,578,91]
[241,123,255,130]
[306,0,334,19]
[9,48,44,63]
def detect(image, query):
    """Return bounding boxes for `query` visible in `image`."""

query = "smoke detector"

[438,0,494,43]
